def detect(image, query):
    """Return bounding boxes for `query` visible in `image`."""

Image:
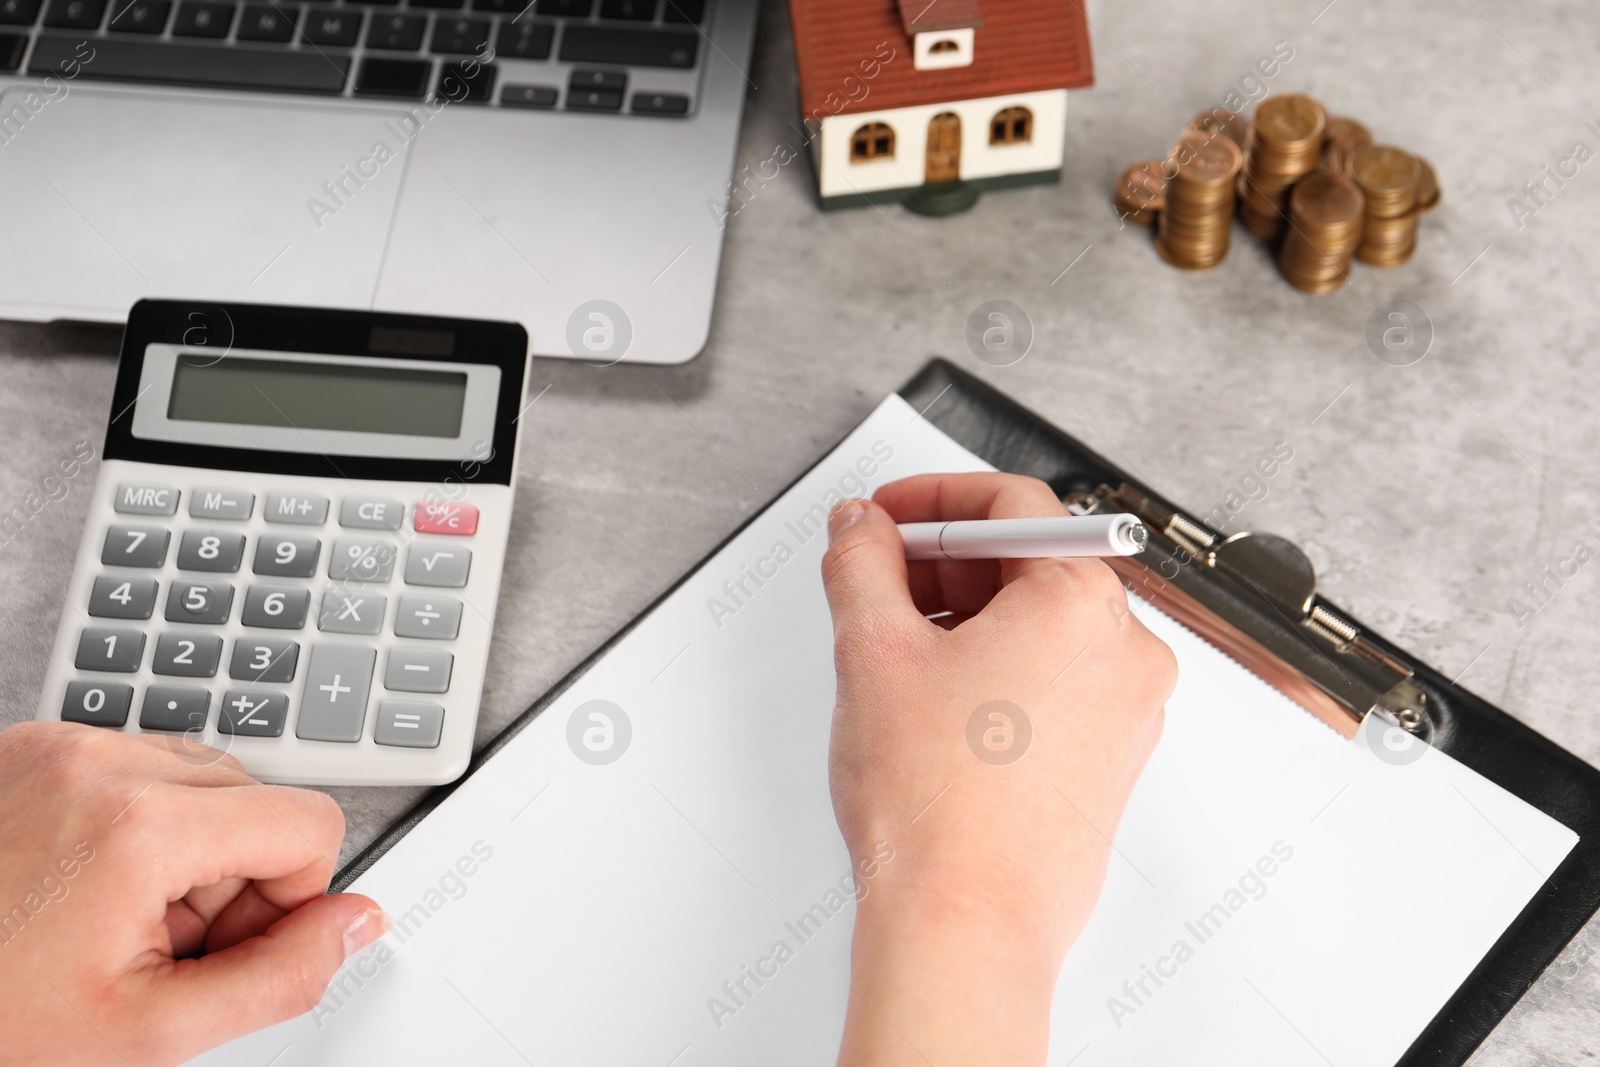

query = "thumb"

[820,499,919,632]
[150,893,387,1052]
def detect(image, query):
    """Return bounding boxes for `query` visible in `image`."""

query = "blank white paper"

[190,394,1578,1067]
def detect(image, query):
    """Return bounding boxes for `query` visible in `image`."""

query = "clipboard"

[335,358,1600,1066]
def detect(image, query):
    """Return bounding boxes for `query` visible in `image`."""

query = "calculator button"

[394,595,462,639]
[340,497,404,530]
[219,689,289,737]
[329,538,397,582]
[385,647,452,693]
[189,489,254,521]
[229,637,299,683]
[296,642,376,743]
[102,525,170,568]
[253,534,320,578]
[241,584,311,629]
[114,484,179,515]
[140,685,210,732]
[165,580,233,624]
[413,502,477,536]
[177,529,246,572]
[374,700,443,748]
[265,492,330,525]
[318,588,386,634]
[88,575,158,619]
[74,627,145,671]
[62,681,133,726]
[152,632,224,677]
[403,544,471,587]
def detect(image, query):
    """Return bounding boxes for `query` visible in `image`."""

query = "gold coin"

[1254,93,1326,145]
[1323,117,1372,155]
[1116,160,1167,212]
[1351,145,1420,195]
[1170,132,1243,184]
[1414,156,1440,211]
[1291,172,1365,229]
[1188,108,1250,151]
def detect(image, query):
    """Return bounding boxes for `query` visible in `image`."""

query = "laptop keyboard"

[0,0,704,112]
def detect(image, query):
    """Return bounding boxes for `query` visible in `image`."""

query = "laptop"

[0,0,756,364]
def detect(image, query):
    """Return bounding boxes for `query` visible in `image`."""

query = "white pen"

[897,513,1148,560]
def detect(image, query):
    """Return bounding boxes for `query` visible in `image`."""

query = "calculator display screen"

[167,356,469,439]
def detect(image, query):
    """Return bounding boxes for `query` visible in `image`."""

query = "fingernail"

[829,500,868,544]
[343,908,391,957]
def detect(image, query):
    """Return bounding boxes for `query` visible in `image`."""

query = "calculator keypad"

[103,525,169,568]
[66,483,488,756]
[178,530,246,572]
[89,575,159,619]
[165,581,234,624]
[140,685,210,732]
[76,628,145,672]
[241,584,312,629]
[152,632,223,677]
[253,534,321,578]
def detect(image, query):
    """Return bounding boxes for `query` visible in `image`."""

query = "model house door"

[925,113,961,183]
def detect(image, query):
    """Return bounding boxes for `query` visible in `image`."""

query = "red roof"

[789,0,1094,120]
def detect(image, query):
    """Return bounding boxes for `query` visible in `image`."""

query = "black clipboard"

[336,358,1600,1067]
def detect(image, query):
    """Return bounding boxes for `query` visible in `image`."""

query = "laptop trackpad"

[0,90,413,314]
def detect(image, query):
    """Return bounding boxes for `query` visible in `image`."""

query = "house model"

[788,0,1094,214]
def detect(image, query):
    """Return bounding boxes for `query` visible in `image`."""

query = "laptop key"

[566,86,620,111]
[0,31,24,67]
[560,25,696,68]
[661,0,700,23]
[43,0,105,28]
[536,0,589,14]
[366,12,423,49]
[598,0,651,18]
[0,0,42,25]
[408,0,463,8]
[355,56,430,96]
[469,0,519,10]
[570,67,622,90]
[429,15,487,53]
[108,0,170,32]
[631,90,687,116]
[236,2,296,40]
[437,58,493,102]
[500,83,555,107]
[492,18,549,58]
[172,0,233,36]
[301,7,361,46]
[26,35,350,92]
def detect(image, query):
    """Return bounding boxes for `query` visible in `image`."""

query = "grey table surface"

[2,0,1597,1062]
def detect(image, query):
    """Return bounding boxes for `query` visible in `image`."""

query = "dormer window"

[900,0,981,70]
[913,27,974,69]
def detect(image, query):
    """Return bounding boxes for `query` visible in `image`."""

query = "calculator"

[36,301,529,786]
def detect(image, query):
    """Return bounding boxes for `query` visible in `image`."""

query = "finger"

[820,500,923,633]
[138,893,387,1054]
[126,733,254,784]
[126,783,345,908]
[877,472,1074,601]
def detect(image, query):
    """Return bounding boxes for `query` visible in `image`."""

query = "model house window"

[929,38,959,54]
[851,122,895,162]
[990,107,1033,146]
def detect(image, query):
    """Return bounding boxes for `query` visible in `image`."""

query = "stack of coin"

[1187,107,1249,152]
[1321,117,1372,175]
[1414,156,1441,212]
[1114,160,1167,225]
[1156,132,1243,270]
[1351,145,1421,267]
[1279,171,1365,293]
[1237,93,1326,241]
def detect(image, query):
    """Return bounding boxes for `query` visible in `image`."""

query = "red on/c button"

[414,502,478,536]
